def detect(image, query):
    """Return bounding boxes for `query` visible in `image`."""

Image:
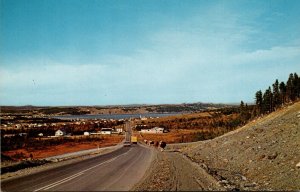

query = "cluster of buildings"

[2,113,168,140]
[54,127,124,137]
[139,127,165,134]
[1,115,126,130]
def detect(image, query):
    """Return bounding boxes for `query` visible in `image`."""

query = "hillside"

[180,101,300,190]
[135,101,300,191]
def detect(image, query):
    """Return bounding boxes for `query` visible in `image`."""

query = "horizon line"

[0,101,255,108]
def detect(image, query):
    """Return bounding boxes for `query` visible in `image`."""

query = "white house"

[90,131,101,135]
[116,128,123,133]
[18,133,28,137]
[139,115,148,121]
[140,127,164,134]
[4,134,16,138]
[83,131,90,136]
[100,128,112,135]
[55,129,66,137]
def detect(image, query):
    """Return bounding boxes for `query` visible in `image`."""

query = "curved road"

[1,144,154,191]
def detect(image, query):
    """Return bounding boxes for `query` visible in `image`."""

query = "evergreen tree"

[240,100,245,111]
[293,73,299,98]
[239,101,251,123]
[270,88,274,112]
[279,81,286,104]
[286,73,294,101]
[262,87,273,113]
[240,100,245,119]
[255,90,263,114]
[272,79,280,108]
[254,72,299,117]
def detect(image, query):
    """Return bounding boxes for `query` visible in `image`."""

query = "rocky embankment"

[135,101,300,191]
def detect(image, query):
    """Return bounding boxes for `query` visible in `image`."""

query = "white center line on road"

[34,148,132,191]
[34,172,85,191]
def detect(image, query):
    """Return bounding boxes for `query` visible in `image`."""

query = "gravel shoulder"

[133,150,223,191]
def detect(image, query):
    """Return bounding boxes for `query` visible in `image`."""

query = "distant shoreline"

[53,112,183,120]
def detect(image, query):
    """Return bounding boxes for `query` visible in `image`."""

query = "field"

[2,135,123,160]
[135,108,246,144]
[137,129,205,143]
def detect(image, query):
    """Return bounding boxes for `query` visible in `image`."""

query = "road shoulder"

[133,150,223,191]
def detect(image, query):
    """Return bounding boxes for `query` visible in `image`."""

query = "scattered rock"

[258,154,266,160]
[296,162,300,168]
[220,180,229,184]
[244,182,256,187]
[229,187,240,191]
[241,175,247,181]
[267,152,278,160]
[51,158,58,163]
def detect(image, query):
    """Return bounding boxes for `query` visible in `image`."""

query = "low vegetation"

[137,110,249,144]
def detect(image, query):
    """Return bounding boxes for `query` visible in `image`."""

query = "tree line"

[253,72,300,115]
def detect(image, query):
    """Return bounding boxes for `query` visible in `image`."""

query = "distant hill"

[1,102,234,115]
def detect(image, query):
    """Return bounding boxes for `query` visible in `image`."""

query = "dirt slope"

[178,101,300,190]
[135,102,300,191]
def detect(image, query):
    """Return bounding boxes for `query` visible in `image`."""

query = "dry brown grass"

[137,129,204,144]
[133,110,241,145]
[2,135,123,160]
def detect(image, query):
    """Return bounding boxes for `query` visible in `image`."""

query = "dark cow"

[159,141,167,151]
[149,140,154,146]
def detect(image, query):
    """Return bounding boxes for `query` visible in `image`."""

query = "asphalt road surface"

[1,144,154,191]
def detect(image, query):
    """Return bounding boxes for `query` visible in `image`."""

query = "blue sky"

[1,0,300,106]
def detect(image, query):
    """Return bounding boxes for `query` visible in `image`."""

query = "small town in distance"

[1,110,168,159]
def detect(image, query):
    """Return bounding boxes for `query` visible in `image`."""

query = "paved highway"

[1,144,154,191]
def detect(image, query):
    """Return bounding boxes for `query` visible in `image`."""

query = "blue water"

[54,113,181,120]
